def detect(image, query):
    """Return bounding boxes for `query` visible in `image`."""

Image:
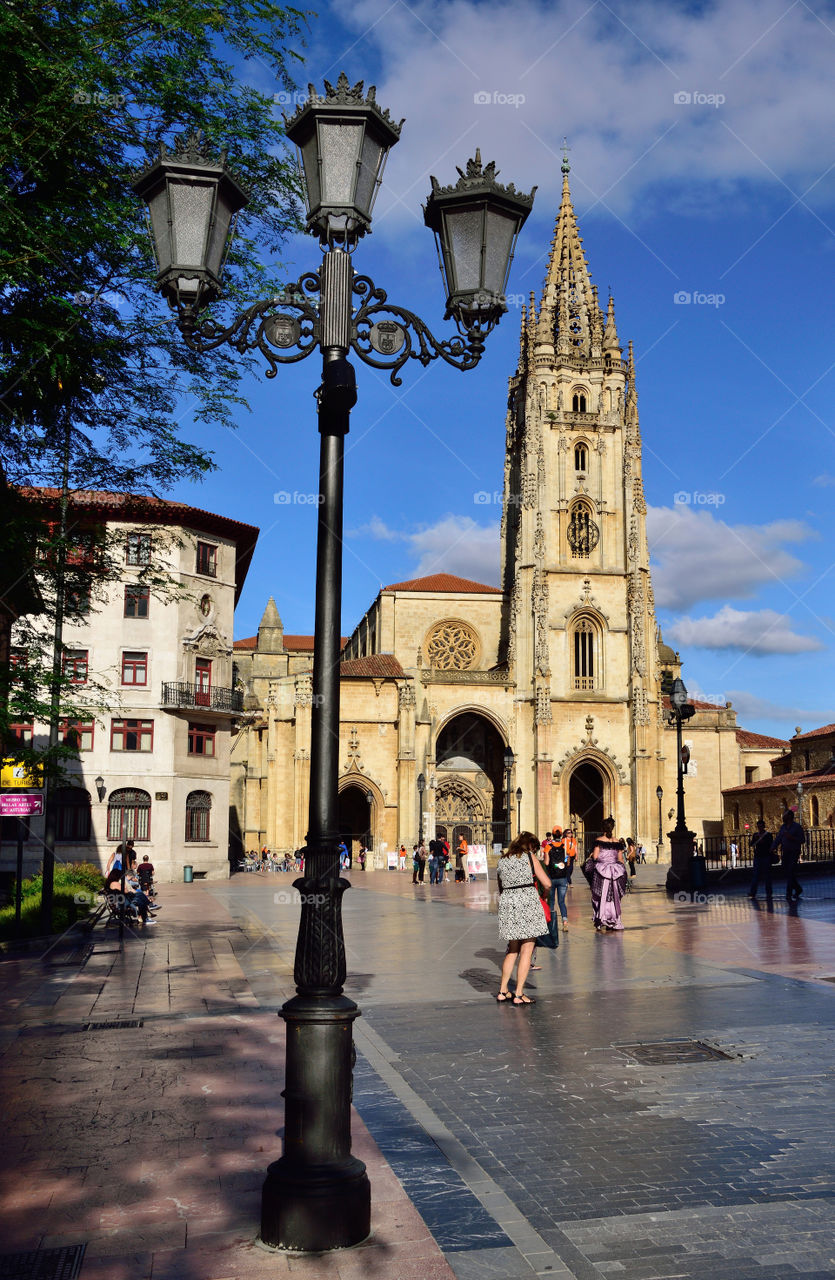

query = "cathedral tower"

[500,158,662,844]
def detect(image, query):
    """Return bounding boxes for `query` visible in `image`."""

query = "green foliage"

[0,861,104,939]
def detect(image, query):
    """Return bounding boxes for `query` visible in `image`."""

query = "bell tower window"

[574,443,588,472]
[567,500,599,559]
[571,391,587,413]
[571,616,600,691]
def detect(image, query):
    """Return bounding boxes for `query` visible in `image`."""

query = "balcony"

[160,681,243,716]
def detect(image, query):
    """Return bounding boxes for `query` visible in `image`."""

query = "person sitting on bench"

[104,864,156,926]
[137,855,155,893]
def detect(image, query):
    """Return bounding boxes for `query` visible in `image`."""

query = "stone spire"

[625,340,639,437]
[603,294,621,356]
[257,596,284,653]
[535,158,595,359]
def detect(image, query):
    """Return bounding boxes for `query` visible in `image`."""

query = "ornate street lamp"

[95,775,106,802]
[515,786,522,834]
[656,784,663,862]
[663,674,696,894]
[365,788,373,855]
[133,72,533,1255]
[503,746,514,846]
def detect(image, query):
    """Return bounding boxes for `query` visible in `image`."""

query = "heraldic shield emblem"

[369,320,406,355]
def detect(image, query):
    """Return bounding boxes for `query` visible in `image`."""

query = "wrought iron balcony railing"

[160,681,243,714]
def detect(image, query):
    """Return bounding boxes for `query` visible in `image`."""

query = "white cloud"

[812,474,835,488]
[335,0,835,238]
[725,689,834,732]
[646,504,813,610]
[667,604,824,654]
[350,514,500,583]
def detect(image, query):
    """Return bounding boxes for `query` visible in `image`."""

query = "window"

[10,648,27,672]
[812,795,819,826]
[59,718,94,751]
[121,651,148,686]
[66,584,91,618]
[62,650,88,684]
[9,720,33,745]
[124,585,149,618]
[195,658,212,706]
[572,390,587,413]
[66,530,100,567]
[574,443,588,472]
[56,788,92,841]
[126,532,152,565]
[185,790,212,842]
[188,723,216,757]
[567,501,599,559]
[107,788,151,841]
[196,541,217,578]
[572,617,598,690]
[733,804,740,829]
[111,718,154,751]
[744,766,758,784]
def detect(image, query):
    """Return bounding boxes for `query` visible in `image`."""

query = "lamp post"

[656,784,663,862]
[417,772,426,844]
[503,746,514,847]
[796,781,804,827]
[516,786,522,835]
[664,675,696,894]
[365,789,373,859]
[133,74,533,1253]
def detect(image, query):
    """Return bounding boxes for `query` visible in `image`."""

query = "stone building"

[723,723,835,837]
[231,166,777,864]
[2,490,257,882]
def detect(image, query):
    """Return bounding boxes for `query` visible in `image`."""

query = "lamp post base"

[260,993,371,1252]
[260,1155,370,1253]
[665,827,696,895]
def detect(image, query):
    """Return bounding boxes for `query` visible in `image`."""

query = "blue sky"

[168,0,835,740]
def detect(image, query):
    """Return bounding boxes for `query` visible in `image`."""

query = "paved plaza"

[1,864,834,1280]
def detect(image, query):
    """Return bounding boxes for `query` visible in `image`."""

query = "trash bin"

[183,864,193,883]
[690,854,707,891]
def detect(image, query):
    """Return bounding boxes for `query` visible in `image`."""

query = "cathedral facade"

[231,167,782,862]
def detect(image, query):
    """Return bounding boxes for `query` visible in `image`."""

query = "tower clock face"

[200,594,212,618]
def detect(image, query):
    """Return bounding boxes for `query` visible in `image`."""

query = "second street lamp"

[503,746,514,846]
[656,784,663,862]
[516,786,522,835]
[134,73,532,1254]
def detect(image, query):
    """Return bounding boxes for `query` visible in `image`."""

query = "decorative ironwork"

[160,681,243,713]
[567,502,599,557]
[174,265,491,386]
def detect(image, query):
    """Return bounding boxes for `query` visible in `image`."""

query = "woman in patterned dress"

[588,817,628,931]
[496,832,553,1005]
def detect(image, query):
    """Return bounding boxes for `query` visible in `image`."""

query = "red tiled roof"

[340,655,405,678]
[382,573,501,594]
[233,634,347,652]
[793,723,835,740]
[736,729,790,750]
[233,636,257,650]
[23,487,259,603]
[662,695,727,713]
[723,768,835,795]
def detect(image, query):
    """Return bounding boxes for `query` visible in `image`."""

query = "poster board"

[466,844,489,878]
[386,850,398,870]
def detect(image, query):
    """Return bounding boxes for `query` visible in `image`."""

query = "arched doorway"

[337,784,373,862]
[435,712,507,845]
[568,760,605,857]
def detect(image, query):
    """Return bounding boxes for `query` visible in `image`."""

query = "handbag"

[582,855,595,885]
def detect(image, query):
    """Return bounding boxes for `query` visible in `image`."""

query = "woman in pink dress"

[588,817,628,931]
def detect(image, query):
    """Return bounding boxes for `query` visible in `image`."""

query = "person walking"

[547,834,570,932]
[625,838,638,878]
[748,819,774,902]
[586,817,629,932]
[428,836,440,885]
[496,831,552,1005]
[416,839,428,883]
[412,844,421,883]
[563,827,578,883]
[772,810,806,902]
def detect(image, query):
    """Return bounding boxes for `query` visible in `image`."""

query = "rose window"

[425,621,479,670]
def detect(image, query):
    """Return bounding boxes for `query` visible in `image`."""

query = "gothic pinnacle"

[603,294,621,354]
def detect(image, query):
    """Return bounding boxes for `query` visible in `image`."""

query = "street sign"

[0,792,44,817]
[0,760,44,789]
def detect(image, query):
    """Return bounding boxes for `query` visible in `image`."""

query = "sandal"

[512,995,536,1005]
[530,964,542,971]
[496,991,512,1002]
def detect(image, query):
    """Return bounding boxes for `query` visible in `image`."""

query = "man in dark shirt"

[748,819,773,901]
[772,810,806,902]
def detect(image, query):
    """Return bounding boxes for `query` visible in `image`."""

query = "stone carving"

[633,688,650,726]
[425,620,480,671]
[522,471,537,508]
[295,675,313,708]
[533,511,545,561]
[343,726,365,773]
[535,684,552,725]
[398,683,416,708]
[436,776,489,824]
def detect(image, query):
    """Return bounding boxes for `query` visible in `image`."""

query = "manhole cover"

[0,1245,86,1280]
[617,1039,733,1064]
[81,1019,144,1031]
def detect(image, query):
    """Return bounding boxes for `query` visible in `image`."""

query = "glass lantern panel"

[169,180,215,268]
[319,121,364,207]
[483,208,517,296]
[353,130,385,220]
[204,183,236,278]
[299,132,321,212]
[445,207,484,292]
[147,183,172,272]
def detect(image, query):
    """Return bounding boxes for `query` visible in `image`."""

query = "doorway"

[568,760,605,857]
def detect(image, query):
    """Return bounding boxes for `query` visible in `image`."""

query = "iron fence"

[699,828,835,871]
[160,681,244,714]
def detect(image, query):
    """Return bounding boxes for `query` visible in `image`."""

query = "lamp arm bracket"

[178,271,322,375]
[350,274,487,386]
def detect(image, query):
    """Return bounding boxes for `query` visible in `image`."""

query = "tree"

[0,0,307,926]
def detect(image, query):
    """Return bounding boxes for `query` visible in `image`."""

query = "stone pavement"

[1,862,834,1280]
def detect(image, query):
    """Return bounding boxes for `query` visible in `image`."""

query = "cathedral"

[230,164,784,862]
